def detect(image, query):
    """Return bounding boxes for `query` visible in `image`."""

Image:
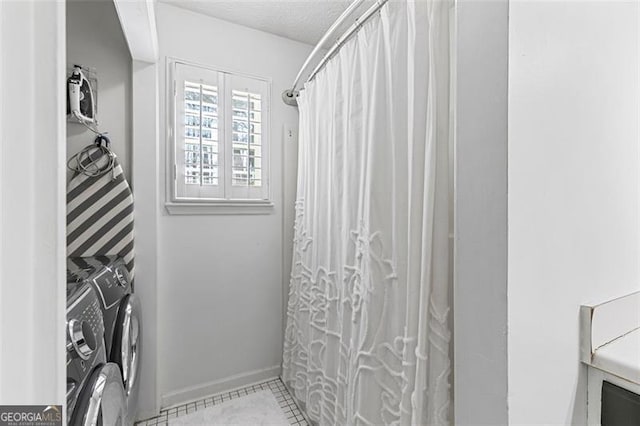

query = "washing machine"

[66,281,127,425]
[68,256,141,425]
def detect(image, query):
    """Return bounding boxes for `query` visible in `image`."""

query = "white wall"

[67,0,132,182]
[454,1,509,424]
[155,3,312,405]
[0,0,66,406]
[508,2,640,424]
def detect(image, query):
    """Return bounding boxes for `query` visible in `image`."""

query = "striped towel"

[67,147,135,278]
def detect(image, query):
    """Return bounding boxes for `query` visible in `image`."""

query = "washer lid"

[71,363,126,426]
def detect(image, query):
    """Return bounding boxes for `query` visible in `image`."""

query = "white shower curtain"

[282,1,451,425]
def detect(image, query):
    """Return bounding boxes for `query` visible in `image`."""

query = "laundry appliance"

[68,256,141,425]
[66,281,127,425]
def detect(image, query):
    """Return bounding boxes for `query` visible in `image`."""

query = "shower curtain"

[282,1,452,425]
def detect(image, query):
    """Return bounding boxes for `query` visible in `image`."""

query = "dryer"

[68,256,141,425]
[66,281,127,425]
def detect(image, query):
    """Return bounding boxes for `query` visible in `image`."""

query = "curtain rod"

[307,0,388,83]
[282,0,386,106]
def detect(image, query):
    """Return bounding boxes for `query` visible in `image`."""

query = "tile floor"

[136,378,310,426]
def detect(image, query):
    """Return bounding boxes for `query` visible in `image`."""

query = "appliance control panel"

[65,282,107,417]
[66,284,105,364]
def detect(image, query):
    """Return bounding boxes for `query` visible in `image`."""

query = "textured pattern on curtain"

[282,1,452,425]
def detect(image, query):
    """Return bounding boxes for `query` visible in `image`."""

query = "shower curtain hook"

[354,16,363,31]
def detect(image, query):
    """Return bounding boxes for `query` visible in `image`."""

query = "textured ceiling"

[158,0,360,45]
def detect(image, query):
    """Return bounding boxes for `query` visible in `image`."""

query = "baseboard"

[160,365,282,409]
[136,408,159,423]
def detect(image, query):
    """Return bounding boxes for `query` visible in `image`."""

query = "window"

[167,60,271,214]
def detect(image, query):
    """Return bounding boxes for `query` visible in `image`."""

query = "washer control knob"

[115,268,127,287]
[68,319,96,360]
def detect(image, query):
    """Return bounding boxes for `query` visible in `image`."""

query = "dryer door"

[71,363,126,426]
[111,294,141,423]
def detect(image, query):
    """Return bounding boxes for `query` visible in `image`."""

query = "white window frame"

[165,58,273,215]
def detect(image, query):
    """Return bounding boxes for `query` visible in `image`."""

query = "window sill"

[165,200,275,215]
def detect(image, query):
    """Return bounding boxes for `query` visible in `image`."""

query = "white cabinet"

[581,292,640,425]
